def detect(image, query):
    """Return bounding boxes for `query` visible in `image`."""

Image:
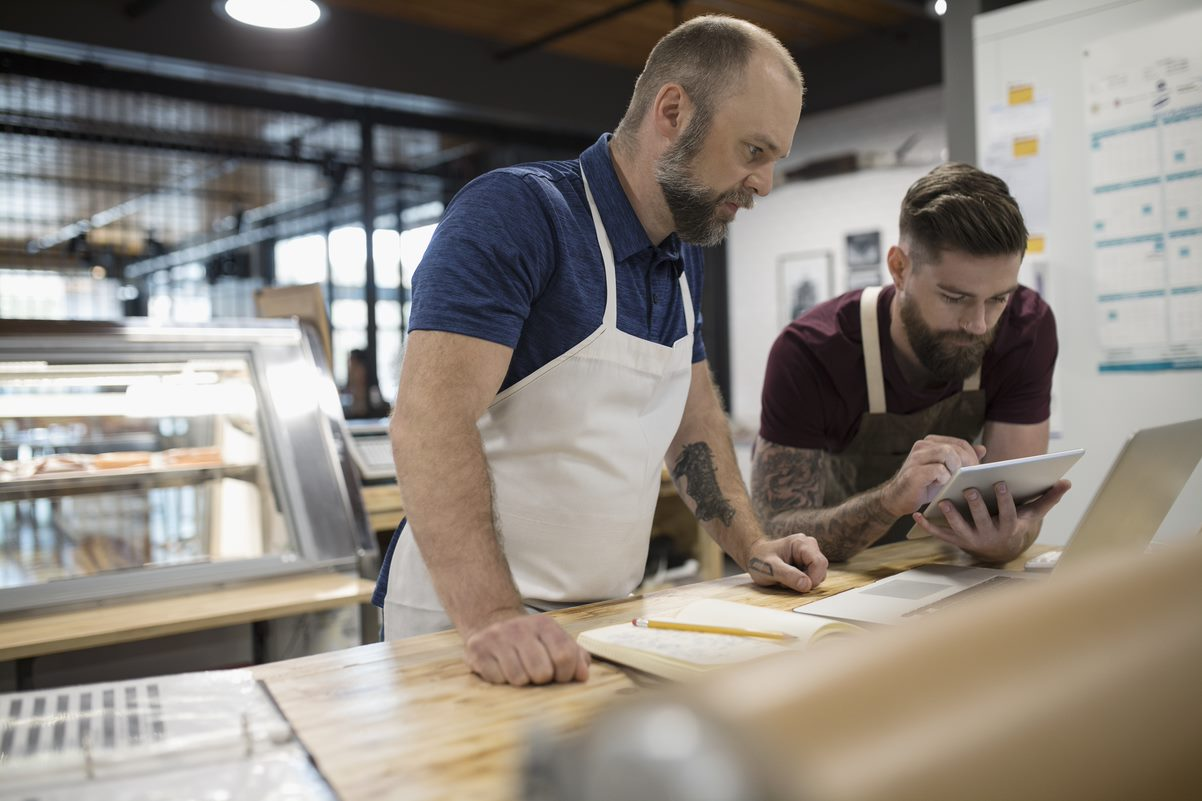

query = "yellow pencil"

[632,617,796,641]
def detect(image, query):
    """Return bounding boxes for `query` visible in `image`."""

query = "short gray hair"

[613,16,803,151]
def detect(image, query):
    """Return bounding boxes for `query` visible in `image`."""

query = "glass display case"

[0,319,374,614]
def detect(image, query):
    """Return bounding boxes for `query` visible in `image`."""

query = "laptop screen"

[1057,418,1202,572]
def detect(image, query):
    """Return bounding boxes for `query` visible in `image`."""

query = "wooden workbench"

[252,539,1021,801]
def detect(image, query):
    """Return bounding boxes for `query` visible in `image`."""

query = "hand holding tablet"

[906,448,1084,539]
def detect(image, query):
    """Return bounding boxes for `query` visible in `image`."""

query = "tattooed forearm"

[750,437,897,562]
[750,437,824,517]
[671,442,737,527]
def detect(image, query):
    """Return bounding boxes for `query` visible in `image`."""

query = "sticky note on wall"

[1008,84,1035,105]
[1013,136,1040,158]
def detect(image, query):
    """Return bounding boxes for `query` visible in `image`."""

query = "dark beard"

[655,138,753,247]
[900,295,995,383]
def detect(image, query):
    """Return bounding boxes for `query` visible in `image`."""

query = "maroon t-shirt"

[760,285,1058,453]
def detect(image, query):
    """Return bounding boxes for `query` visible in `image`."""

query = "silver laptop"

[795,417,1202,625]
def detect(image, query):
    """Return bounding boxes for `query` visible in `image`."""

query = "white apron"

[384,165,696,638]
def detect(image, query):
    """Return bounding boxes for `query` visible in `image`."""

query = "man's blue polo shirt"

[373,133,707,608]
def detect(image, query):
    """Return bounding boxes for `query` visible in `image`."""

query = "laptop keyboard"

[902,575,1025,618]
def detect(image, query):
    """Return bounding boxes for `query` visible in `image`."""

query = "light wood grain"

[252,540,1035,801]
[362,483,405,535]
[0,573,375,661]
[361,484,404,515]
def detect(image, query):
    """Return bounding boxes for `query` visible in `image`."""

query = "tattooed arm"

[750,436,897,562]
[751,434,989,562]
[665,363,827,593]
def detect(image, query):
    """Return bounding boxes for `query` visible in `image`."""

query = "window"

[270,223,433,397]
[0,269,121,321]
[273,233,327,286]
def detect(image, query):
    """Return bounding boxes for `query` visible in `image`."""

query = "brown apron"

[823,286,987,545]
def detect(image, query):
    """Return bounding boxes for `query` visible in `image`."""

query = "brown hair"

[613,15,802,153]
[899,163,1028,266]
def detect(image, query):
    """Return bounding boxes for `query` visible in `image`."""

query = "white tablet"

[906,448,1085,539]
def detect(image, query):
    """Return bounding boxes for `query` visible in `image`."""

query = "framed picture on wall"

[846,230,882,290]
[776,250,833,327]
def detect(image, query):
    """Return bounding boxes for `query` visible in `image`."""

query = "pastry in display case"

[0,319,374,614]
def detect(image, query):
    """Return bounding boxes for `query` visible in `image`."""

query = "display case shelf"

[0,462,260,501]
[0,319,375,614]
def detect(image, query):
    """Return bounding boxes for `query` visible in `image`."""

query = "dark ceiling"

[0,0,945,136]
[323,0,932,70]
[0,0,948,279]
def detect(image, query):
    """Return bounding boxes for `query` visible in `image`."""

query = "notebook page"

[582,624,786,667]
[671,598,856,641]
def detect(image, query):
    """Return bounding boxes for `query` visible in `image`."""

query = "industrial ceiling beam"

[0,51,595,153]
[494,0,659,62]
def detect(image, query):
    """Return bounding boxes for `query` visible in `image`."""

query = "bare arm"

[391,331,518,629]
[666,363,827,591]
[390,330,588,685]
[750,436,898,562]
[982,419,1050,463]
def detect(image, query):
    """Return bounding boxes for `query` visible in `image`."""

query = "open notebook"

[578,599,861,681]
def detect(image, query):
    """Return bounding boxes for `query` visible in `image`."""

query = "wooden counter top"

[0,572,375,661]
[253,540,1032,801]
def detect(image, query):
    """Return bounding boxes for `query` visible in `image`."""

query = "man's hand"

[882,435,987,517]
[463,611,590,686]
[912,479,1072,563]
[745,534,829,593]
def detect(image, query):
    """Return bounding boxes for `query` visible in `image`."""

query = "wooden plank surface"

[362,483,404,534]
[0,573,375,661]
[253,540,1036,801]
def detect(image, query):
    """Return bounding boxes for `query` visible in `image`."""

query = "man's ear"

[651,84,691,143]
[886,245,911,291]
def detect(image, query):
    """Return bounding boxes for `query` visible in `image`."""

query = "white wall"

[727,85,948,434]
[975,0,1202,545]
[727,168,929,432]
[780,85,947,172]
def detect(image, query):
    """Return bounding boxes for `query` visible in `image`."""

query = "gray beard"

[655,144,752,247]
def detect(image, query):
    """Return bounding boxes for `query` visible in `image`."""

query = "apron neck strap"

[860,286,887,414]
[579,166,618,328]
[580,164,695,339]
[677,269,694,335]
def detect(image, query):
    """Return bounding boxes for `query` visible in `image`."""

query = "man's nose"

[962,304,989,336]
[745,164,775,197]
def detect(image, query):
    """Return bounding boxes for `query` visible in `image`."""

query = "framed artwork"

[846,230,882,290]
[776,250,833,327]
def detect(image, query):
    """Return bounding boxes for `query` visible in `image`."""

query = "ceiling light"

[933,0,948,16]
[221,0,322,30]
